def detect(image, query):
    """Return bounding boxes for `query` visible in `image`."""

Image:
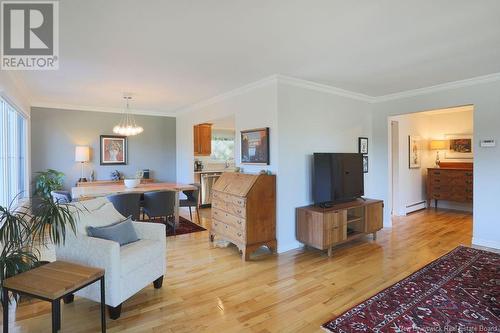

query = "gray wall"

[31,107,176,190]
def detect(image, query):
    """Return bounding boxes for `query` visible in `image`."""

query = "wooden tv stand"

[296,198,383,257]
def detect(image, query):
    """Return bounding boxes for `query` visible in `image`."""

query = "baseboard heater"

[405,201,427,214]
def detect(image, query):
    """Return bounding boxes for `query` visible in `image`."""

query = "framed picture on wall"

[362,155,369,173]
[241,127,270,165]
[100,135,127,165]
[408,135,421,169]
[445,134,473,159]
[358,137,368,154]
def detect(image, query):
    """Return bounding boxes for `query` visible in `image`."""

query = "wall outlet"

[480,139,496,148]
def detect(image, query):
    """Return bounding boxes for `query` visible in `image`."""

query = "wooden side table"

[2,261,105,333]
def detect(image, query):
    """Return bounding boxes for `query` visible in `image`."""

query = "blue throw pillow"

[86,217,139,246]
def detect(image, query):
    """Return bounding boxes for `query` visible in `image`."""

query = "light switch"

[480,139,496,148]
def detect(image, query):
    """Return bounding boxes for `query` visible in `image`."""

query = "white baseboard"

[472,237,500,250]
[277,241,301,254]
[405,201,426,214]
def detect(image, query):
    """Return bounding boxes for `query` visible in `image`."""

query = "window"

[0,96,28,207]
[211,134,235,162]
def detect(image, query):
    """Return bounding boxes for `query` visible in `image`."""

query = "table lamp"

[75,146,90,182]
[429,140,447,167]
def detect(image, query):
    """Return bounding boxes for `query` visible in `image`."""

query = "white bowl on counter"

[124,178,141,188]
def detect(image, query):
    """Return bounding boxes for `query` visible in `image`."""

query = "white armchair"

[55,197,166,319]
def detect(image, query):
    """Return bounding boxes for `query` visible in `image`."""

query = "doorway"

[389,105,474,217]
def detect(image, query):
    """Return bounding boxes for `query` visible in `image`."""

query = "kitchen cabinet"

[193,123,212,156]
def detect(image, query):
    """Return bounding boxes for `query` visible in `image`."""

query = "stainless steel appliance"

[200,172,221,207]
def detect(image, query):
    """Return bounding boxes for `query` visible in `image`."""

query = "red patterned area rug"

[166,216,206,237]
[322,246,500,332]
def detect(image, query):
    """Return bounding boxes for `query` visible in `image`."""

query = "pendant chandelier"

[113,95,143,136]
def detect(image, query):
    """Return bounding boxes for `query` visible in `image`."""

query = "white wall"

[0,72,31,116]
[176,78,373,253]
[371,79,500,249]
[176,80,278,186]
[391,108,474,215]
[390,113,428,215]
[177,75,500,252]
[277,83,373,251]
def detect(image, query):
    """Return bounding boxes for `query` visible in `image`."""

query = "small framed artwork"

[445,134,473,159]
[241,127,270,165]
[408,135,421,169]
[100,135,127,165]
[358,137,368,154]
[362,155,369,173]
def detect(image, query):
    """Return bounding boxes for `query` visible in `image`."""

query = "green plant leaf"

[33,169,65,198]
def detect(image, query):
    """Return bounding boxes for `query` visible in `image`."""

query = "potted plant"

[1,194,77,303]
[31,169,66,217]
[34,169,65,198]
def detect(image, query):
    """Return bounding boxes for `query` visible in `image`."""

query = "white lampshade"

[75,146,90,162]
[429,140,448,150]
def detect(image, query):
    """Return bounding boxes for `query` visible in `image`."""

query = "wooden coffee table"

[2,261,105,333]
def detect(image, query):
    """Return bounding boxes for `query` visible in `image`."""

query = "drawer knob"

[237,220,242,224]
[237,232,242,237]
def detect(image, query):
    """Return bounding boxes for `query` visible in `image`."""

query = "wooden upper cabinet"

[193,123,212,156]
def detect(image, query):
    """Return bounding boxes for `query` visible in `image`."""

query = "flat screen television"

[313,153,364,206]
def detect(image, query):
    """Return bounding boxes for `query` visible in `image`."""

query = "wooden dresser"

[296,199,383,257]
[210,173,276,261]
[427,162,473,208]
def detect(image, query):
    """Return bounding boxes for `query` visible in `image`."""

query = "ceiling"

[14,0,500,114]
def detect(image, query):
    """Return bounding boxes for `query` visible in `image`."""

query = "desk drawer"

[212,191,246,208]
[212,198,246,218]
[212,220,246,243]
[212,208,246,230]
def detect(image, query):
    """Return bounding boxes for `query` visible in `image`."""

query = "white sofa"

[55,197,166,319]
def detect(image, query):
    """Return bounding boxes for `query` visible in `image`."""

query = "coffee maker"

[194,160,204,172]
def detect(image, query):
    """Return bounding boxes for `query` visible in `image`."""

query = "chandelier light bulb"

[113,95,143,136]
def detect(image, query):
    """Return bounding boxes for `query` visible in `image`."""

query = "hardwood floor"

[1,208,472,332]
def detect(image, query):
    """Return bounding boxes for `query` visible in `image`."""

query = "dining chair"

[106,193,142,221]
[180,183,200,222]
[51,190,72,204]
[142,191,176,234]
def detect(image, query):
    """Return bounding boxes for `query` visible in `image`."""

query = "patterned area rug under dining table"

[166,216,206,237]
[322,246,500,332]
